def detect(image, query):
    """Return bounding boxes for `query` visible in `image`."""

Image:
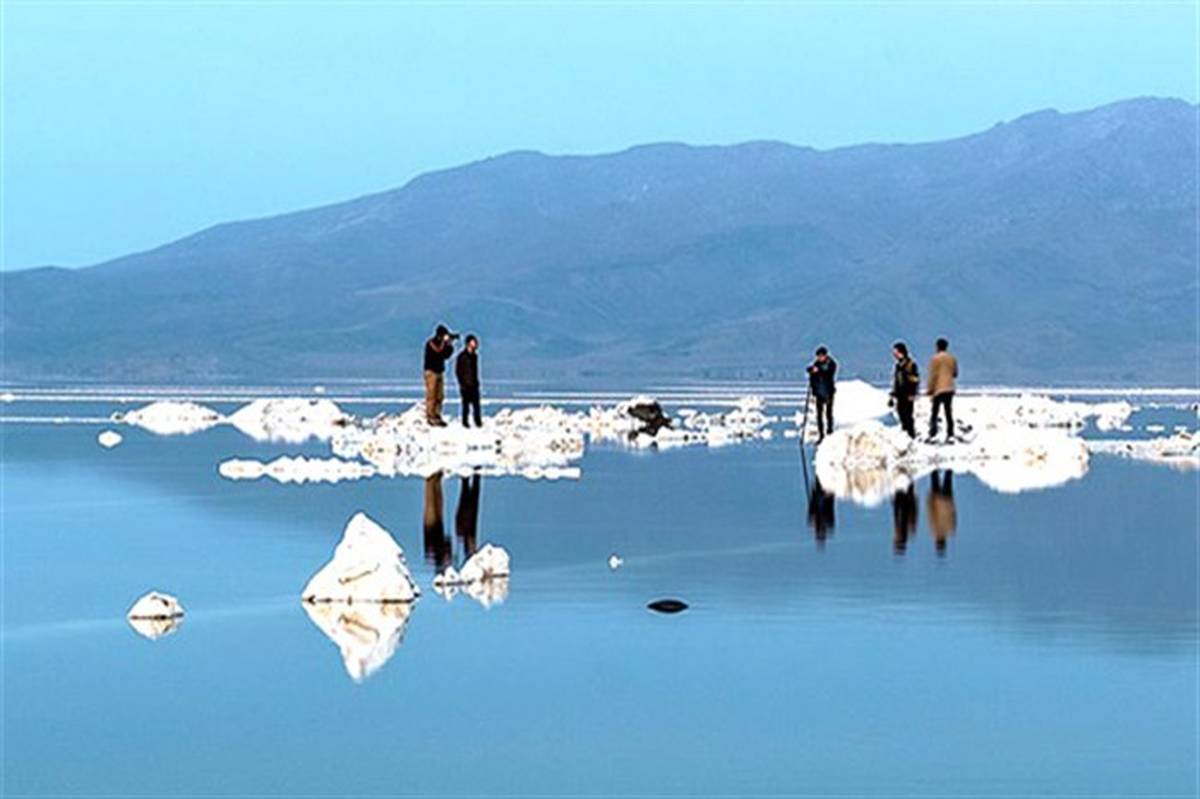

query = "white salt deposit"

[1,392,15,403]
[458,543,511,583]
[1089,432,1199,469]
[219,456,376,484]
[608,554,623,570]
[119,401,223,436]
[815,419,1089,505]
[228,398,349,443]
[126,590,184,640]
[301,512,420,603]
[97,429,123,448]
[301,600,414,682]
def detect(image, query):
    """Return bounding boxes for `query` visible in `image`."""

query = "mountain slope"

[3,96,1196,384]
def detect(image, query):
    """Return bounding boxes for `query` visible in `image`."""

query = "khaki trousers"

[424,370,444,422]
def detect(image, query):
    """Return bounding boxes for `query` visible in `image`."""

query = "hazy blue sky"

[2,1,1195,270]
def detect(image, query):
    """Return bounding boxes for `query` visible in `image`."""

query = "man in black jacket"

[890,341,920,438]
[424,324,457,426]
[806,345,837,442]
[455,334,482,428]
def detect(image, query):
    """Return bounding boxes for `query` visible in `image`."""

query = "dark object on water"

[647,599,689,614]
[627,401,672,437]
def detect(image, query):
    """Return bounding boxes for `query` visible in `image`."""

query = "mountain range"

[3,96,1196,385]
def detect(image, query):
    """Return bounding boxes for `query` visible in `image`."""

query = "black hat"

[435,324,451,338]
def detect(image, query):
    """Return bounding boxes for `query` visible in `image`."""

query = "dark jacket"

[892,357,920,398]
[455,350,479,390]
[424,337,454,374]
[807,358,837,399]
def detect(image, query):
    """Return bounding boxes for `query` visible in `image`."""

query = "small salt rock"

[608,554,623,570]
[127,590,185,620]
[97,429,123,449]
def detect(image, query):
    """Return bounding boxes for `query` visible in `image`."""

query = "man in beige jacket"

[927,337,958,442]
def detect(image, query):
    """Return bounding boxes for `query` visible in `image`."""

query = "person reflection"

[423,472,452,570]
[891,483,919,555]
[455,474,481,560]
[927,470,957,557]
[806,476,836,546]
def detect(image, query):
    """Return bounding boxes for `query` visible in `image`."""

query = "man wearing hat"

[423,324,458,426]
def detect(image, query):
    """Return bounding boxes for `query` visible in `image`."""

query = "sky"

[1,1,1196,270]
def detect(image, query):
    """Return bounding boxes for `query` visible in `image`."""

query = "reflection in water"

[806,476,836,545]
[455,474,481,560]
[927,470,958,556]
[891,484,919,554]
[301,601,414,683]
[423,473,452,570]
[127,616,183,641]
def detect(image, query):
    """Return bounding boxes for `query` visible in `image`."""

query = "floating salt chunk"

[119,401,222,436]
[608,554,623,570]
[1145,424,1166,433]
[301,600,414,682]
[97,429,123,449]
[313,385,327,395]
[126,591,185,640]
[0,392,15,403]
[301,512,420,603]
[458,543,511,584]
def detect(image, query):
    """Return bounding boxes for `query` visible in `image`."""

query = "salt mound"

[301,600,414,682]
[229,398,349,443]
[126,590,185,640]
[301,512,420,603]
[458,543,511,583]
[97,429,123,449]
[119,401,222,436]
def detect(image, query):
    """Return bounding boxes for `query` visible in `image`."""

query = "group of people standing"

[806,338,960,442]
[423,324,484,428]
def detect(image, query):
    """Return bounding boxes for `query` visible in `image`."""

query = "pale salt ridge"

[1089,431,1200,469]
[228,398,350,443]
[219,456,376,484]
[118,401,223,436]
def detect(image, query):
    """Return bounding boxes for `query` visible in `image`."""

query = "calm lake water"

[2,391,1197,797]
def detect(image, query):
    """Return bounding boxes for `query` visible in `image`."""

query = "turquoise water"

[2,396,1197,796]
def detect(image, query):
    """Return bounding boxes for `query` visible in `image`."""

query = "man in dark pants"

[423,324,457,426]
[455,334,482,428]
[806,345,837,442]
[890,341,920,438]
[927,337,958,442]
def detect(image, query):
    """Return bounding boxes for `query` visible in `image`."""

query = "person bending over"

[423,324,457,426]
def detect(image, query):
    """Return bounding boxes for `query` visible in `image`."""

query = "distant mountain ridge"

[3,96,1196,384]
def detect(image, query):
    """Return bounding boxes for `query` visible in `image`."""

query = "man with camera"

[423,324,458,426]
